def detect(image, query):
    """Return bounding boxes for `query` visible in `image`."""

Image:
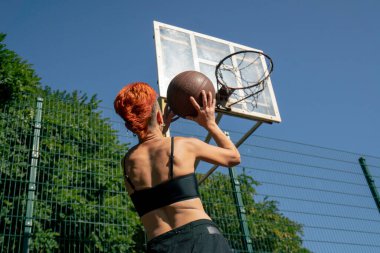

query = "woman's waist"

[141,202,211,240]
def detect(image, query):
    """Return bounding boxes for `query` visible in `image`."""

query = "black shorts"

[146,219,232,253]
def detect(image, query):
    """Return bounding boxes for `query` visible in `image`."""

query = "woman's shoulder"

[173,136,198,144]
[122,144,140,162]
[173,136,203,151]
[126,137,170,157]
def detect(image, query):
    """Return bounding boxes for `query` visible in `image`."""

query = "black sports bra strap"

[169,137,174,179]
[126,176,136,190]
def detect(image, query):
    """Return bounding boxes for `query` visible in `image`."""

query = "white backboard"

[153,21,281,123]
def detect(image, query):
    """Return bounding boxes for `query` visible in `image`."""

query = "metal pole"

[229,167,254,252]
[23,97,43,253]
[358,157,380,213]
[199,121,262,185]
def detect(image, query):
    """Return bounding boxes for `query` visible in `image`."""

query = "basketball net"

[215,50,273,110]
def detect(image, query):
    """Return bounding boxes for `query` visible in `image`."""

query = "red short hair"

[114,82,157,139]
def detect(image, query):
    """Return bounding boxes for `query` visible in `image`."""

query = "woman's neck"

[139,128,164,143]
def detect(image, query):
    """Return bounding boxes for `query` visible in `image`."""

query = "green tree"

[0,33,41,253]
[200,172,312,253]
[0,34,143,252]
[0,33,40,105]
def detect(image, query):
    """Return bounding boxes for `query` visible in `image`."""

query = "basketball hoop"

[215,50,274,110]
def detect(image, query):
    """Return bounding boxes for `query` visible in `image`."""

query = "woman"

[114,82,240,253]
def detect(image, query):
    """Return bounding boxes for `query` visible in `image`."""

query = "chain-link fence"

[1,95,380,253]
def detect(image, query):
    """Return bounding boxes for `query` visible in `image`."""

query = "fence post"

[358,157,380,213]
[22,97,43,253]
[224,132,253,253]
[229,167,254,252]
[225,130,253,252]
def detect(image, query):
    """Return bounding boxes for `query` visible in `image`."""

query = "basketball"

[167,71,216,118]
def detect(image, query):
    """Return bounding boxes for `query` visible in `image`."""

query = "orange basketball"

[167,71,215,118]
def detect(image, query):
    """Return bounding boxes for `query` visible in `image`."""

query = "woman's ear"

[156,110,163,126]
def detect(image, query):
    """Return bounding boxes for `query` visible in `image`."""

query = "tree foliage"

[0,34,143,252]
[0,33,41,253]
[0,33,40,105]
[200,172,312,252]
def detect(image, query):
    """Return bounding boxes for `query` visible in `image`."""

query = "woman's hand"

[162,103,176,134]
[186,90,241,167]
[186,90,216,130]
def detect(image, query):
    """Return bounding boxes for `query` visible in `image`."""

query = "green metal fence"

[1,95,380,253]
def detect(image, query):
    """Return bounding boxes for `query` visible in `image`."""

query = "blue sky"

[1,0,379,157]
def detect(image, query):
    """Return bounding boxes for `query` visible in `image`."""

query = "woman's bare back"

[123,137,211,240]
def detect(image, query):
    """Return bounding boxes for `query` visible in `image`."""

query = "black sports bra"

[124,137,200,217]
